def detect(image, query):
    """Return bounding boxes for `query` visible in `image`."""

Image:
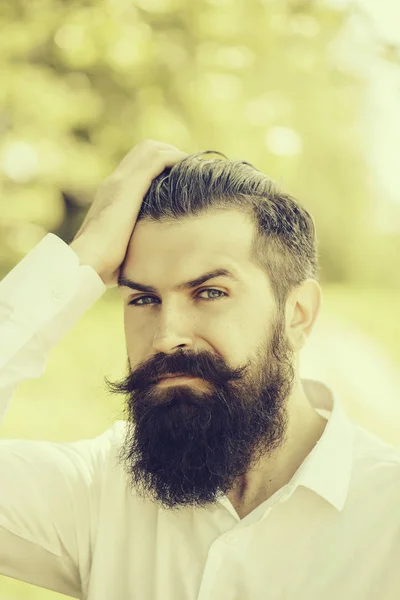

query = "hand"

[70,140,187,288]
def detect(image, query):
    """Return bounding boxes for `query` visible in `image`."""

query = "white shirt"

[0,233,399,600]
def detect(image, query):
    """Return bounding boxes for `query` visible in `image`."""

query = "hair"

[137,151,319,313]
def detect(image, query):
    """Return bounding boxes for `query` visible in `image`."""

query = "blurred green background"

[1,0,400,597]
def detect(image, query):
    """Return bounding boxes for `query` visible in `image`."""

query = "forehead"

[130,210,254,260]
[120,210,268,290]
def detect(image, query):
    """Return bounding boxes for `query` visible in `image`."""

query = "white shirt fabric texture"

[0,233,399,600]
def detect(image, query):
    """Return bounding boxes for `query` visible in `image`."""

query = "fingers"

[114,140,188,177]
[157,148,189,166]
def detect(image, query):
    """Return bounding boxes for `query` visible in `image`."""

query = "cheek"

[215,327,251,367]
[123,311,144,359]
[122,307,258,358]
[123,307,151,337]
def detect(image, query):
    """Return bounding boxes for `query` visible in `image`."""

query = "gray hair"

[138,151,319,312]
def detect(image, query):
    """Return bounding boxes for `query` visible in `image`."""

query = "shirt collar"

[218,378,354,517]
[292,378,354,511]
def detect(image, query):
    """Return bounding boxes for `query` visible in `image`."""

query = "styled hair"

[137,151,319,312]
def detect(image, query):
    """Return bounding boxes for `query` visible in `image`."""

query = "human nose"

[151,306,196,354]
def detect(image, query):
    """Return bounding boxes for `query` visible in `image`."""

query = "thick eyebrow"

[118,268,240,294]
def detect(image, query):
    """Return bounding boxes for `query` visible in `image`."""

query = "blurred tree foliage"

[0,0,398,288]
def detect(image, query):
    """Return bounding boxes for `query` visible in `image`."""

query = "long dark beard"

[104,317,294,512]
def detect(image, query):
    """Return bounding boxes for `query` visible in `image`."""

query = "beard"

[104,312,295,513]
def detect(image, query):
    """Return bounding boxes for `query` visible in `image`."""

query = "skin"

[113,209,326,519]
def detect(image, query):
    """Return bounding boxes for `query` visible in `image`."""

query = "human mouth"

[157,374,197,384]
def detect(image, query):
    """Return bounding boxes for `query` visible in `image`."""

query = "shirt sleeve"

[0,233,111,597]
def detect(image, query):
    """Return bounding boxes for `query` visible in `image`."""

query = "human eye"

[196,288,226,301]
[128,295,158,306]
[128,288,226,307]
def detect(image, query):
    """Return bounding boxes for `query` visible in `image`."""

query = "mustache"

[104,350,247,396]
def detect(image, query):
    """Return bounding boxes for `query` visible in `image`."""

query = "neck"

[227,385,327,518]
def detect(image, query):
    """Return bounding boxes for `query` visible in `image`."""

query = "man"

[0,140,399,599]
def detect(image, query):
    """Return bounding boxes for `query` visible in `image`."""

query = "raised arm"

[0,140,187,596]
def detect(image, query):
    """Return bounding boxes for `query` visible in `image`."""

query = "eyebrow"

[118,268,241,294]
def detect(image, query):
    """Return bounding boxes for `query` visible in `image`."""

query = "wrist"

[69,238,102,274]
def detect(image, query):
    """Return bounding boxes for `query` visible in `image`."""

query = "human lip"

[157,374,196,384]
[161,373,187,379]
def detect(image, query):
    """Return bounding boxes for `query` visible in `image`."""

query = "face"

[112,211,296,512]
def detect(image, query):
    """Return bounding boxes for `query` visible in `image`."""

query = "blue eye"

[128,288,226,306]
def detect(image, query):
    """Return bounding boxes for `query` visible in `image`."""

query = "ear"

[285,279,322,352]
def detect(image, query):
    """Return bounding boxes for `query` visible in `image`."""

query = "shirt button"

[225,533,236,544]
[0,302,13,320]
[52,288,62,301]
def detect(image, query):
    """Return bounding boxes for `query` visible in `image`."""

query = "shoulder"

[350,422,400,501]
